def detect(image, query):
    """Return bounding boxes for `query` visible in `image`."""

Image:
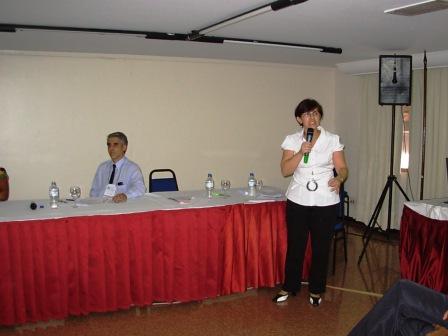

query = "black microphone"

[303,128,314,164]
[30,202,45,210]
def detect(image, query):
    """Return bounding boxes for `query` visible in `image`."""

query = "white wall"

[1,52,337,200]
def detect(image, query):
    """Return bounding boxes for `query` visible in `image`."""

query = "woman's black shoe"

[309,294,322,306]
[272,291,296,303]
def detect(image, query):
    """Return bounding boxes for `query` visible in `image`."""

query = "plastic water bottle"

[248,172,256,197]
[204,173,214,198]
[49,181,60,209]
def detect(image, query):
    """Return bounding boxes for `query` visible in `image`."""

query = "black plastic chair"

[332,177,348,275]
[149,169,179,192]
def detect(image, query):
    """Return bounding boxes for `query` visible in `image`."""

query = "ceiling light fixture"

[384,0,448,16]
[184,0,341,53]
[224,38,341,53]
[188,0,309,40]
[0,1,342,55]
[190,7,273,38]
[0,23,149,37]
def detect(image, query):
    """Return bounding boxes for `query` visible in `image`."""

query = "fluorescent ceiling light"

[0,0,342,55]
[225,40,320,51]
[16,27,147,38]
[198,7,272,36]
[0,24,148,37]
[385,0,448,16]
[189,0,309,40]
[224,38,341,53]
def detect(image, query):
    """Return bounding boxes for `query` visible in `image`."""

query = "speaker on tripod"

[379,55,412,106]
[358,55,412,264]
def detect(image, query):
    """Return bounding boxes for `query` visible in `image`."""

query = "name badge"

[104,184,117,197]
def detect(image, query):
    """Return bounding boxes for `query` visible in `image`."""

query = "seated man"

[90,132,145,203]
[349,279,448,336]
[0,167,9,201]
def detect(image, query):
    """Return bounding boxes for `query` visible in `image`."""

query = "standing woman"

[273,98,348,306]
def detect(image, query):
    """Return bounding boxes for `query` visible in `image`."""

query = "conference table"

[400,198,448,294]
[0,187,311,326]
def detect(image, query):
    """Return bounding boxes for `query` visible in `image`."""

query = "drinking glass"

[221,179,231,192]
[69,186,81,208]
[256,179,263,191]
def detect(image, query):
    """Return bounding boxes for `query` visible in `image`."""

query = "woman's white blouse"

[281,126,344,206]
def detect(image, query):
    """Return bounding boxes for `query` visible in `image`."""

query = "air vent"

[385,0,448,16]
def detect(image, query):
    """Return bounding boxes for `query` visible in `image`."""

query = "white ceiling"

[1,0,448,69]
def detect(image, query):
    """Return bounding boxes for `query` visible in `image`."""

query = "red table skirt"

[0,201,312,326]
[400,205,448,293]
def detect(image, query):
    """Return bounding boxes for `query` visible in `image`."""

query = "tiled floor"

[0,222,401,336]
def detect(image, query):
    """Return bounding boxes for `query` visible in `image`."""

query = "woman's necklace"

[306,171,318,191]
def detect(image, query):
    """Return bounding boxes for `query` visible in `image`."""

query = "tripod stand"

[358,105,410,264]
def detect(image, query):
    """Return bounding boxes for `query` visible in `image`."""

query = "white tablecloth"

[0,187,285,222]
[404,198,448,221]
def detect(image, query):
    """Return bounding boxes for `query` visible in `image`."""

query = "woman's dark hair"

[294,98,323,119]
